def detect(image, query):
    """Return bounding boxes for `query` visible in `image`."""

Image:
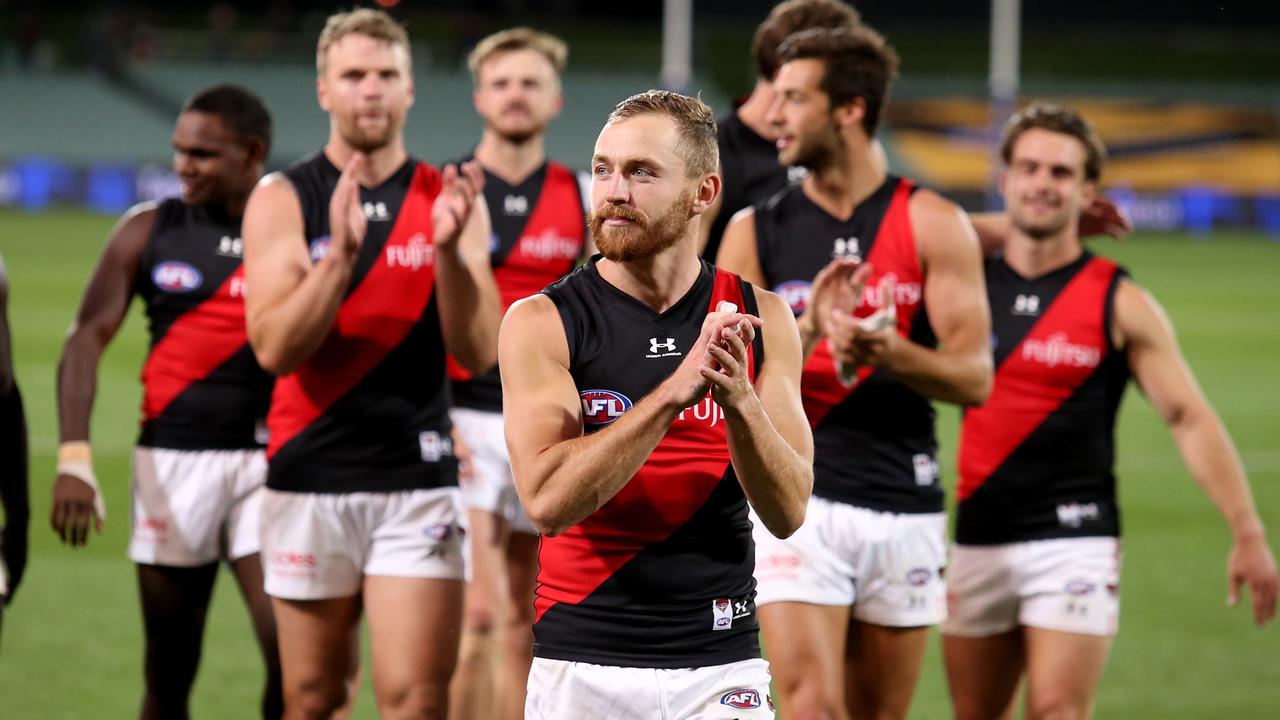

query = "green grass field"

[0,208,1277,718]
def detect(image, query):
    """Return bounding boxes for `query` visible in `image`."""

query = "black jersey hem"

[266,460,458,494]
[138,425,265,451]
[532,641,760,669]
[811,486,945,515]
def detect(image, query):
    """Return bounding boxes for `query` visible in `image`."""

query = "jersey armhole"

[542,290,579,372]
[738,278,766,375]
[1103,265,1130,354]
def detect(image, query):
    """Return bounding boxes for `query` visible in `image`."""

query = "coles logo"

[721,689,762,709]
[906,567,933,587]
[152,261,202,293]
[774,280,811,315]
[309,236,332,263]
[580,389,632,426]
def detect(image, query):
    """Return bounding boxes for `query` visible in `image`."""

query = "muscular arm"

[881,190,992,406]
[242,172,359,376]
[435,187,501,375]
[57,204,153,442]
[502,295,753,537]
[0,258,29,599]
[52,204,153,544]
[713,290,813,538]
[1117,279,1277,625]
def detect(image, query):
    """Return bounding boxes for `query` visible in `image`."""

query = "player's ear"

[316,75,331,112]
[834,97,865,132]
[692,172,721,215]
[244,138,268,167]
[1081,178,1097,206]
[999,169,1009,197]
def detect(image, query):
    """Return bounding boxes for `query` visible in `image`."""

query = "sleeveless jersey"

[755,176,941,513]
[136,198,272,449]
[704,108,798,262]
[449,160,585,411]
[535,257,765,668]
[956,252,1129,545]
[266,152,456,494]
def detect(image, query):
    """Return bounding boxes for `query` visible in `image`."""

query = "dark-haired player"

[716,26,993,720]
[51,84,281,719]
[943,103,1278,720]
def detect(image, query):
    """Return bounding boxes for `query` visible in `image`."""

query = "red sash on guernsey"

[533,269,754,623]
[800,179,923,428]
[267,164,442,458]
[141,268,248,420]
[957,257,1120,501]
[448,162,583,382]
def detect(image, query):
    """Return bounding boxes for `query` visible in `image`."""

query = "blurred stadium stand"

[0,1,1276,234]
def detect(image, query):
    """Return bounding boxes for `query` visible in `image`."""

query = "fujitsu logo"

[1022,332,1101,369]
[857,273,922,309]
[518,228,580,261]
[386,233,435,270]
[676,395,726,429]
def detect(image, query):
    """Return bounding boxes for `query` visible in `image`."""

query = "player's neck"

[596,236,702,313]
[737,79,777,141]
[474,130,546,186]
[324,134,408,187]
[804,141,884,221]
[1004,228,1085,278]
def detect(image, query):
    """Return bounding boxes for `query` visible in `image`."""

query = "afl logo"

[152,261,202,293]
[580,389,632,426]
[309,236,332,263]
[721,689,762,709]
[906,567,933,587]
[774,280,811,315]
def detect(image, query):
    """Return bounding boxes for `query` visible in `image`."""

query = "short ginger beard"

[591,192,695,263]
[338,114,400,154]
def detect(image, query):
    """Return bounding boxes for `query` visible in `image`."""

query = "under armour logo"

[650,337,677,354]
[216,235,243,258]
[833,237,860,260]
[1013,294,1041,316]
[503,195,529,215]
[363,201,390,221]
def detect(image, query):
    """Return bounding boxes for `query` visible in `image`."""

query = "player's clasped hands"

[662,308,762,410]
[702,313,760,415]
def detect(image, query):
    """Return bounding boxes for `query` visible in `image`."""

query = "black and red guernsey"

[137,198,272,449]
[266,152,456,494]
[448,160,584,412]
[703,107,798,262]
[957,252,1129,545]
[536,257,765,668]
[755,175,940,513]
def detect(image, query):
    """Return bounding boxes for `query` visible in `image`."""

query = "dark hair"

[777,25,899,137]
[182,84,272,157]
[752,0,861,81]
[1000,103,1107,182]
[607,90,719,178]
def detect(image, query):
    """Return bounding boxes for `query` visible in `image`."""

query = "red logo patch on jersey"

[721,689,762,709]
[580,389,632,426]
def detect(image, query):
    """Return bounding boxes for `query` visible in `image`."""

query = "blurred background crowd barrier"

[0,0,1276,235]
